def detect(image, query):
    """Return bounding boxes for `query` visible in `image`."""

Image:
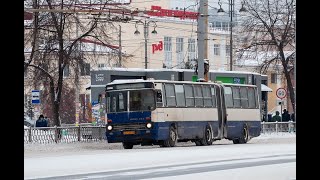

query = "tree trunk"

[279,50,295,114]
[49,78,61,126]
[283,67,295,114]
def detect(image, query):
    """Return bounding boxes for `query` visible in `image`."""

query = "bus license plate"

[123,131,135,135]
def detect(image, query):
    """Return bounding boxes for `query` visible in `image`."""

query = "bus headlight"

[107,125,113,131]
[146,123,152,129]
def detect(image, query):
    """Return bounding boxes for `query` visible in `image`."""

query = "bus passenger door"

[215,85,228,139]
[155,90,165,122]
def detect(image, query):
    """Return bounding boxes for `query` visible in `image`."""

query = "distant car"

[24,117,35,127]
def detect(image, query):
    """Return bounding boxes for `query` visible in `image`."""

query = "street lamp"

[217,0,247,71]
[134,19,157,69]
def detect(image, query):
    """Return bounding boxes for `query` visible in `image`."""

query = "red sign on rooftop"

[147,6,198,20]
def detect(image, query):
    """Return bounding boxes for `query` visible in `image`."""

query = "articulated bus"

[105,79,261,149]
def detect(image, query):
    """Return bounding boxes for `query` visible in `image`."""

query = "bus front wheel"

[163,126,177,147]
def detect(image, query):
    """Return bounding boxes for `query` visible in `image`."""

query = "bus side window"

[156,90,163,107]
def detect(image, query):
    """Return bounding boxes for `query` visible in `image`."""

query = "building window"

[80,63,90,76]
[164,36,172,68]
[176,37,184,68]
[214,44,220,56]
[271,73,277,84]
[225,45,230,57]
[213,22,222,30]
[98,63,106,69]
[63,64,70,77]
[188,38,196,62]
[222,22,229,31]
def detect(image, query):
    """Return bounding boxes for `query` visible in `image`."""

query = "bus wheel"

[163,126,177,147]
[122,142,134,149]
[239,126,249,144]
[201,126,213,146]
[233,126,249,144]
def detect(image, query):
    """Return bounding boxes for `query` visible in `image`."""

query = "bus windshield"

[106,89,155,112]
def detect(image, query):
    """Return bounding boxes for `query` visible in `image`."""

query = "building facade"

[25,0,291,123]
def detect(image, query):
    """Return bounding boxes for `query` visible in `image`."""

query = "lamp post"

[217,0,247,71]
[134,19,157,69]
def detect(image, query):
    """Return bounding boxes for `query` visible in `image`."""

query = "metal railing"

[24,122,296,144]
[24,126,106,144]
[261,121,296,133]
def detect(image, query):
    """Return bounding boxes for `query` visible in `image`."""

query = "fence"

[24,126,106,144]
[261,121,296,133]
[24,122,296,144]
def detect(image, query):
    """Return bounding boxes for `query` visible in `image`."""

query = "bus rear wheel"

[233,126,249,144]
[163,126,177,147]
[122,142,134,149]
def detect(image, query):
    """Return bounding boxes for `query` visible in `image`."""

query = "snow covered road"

[24,133,296,180]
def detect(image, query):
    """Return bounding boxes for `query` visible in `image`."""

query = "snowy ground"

[24,133,296,180]
[24,132,296,156]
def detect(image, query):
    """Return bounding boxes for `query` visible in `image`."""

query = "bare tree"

[236,0,295,113]
[24,0,116,127]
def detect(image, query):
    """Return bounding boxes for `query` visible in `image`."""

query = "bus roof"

[108,79,257,87]
[91,67,262,75]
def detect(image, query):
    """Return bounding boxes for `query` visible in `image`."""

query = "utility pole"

[229,0,234,71]
[197,0,208,81]
[118,25,122,67]
[204,1,208,61]
[204,0,209,81]
[75,13,80,126]
[32,0,40,118]
[144,19,148,69]
[294,55,296,122]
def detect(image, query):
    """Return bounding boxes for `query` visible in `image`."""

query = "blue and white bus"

[105,79,261,149]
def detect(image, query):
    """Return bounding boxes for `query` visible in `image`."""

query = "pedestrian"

[271,111,281,122]
[290,113,295,122]
[44,116,50,127]
[281,109,291,122]
[36,114,48,127]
